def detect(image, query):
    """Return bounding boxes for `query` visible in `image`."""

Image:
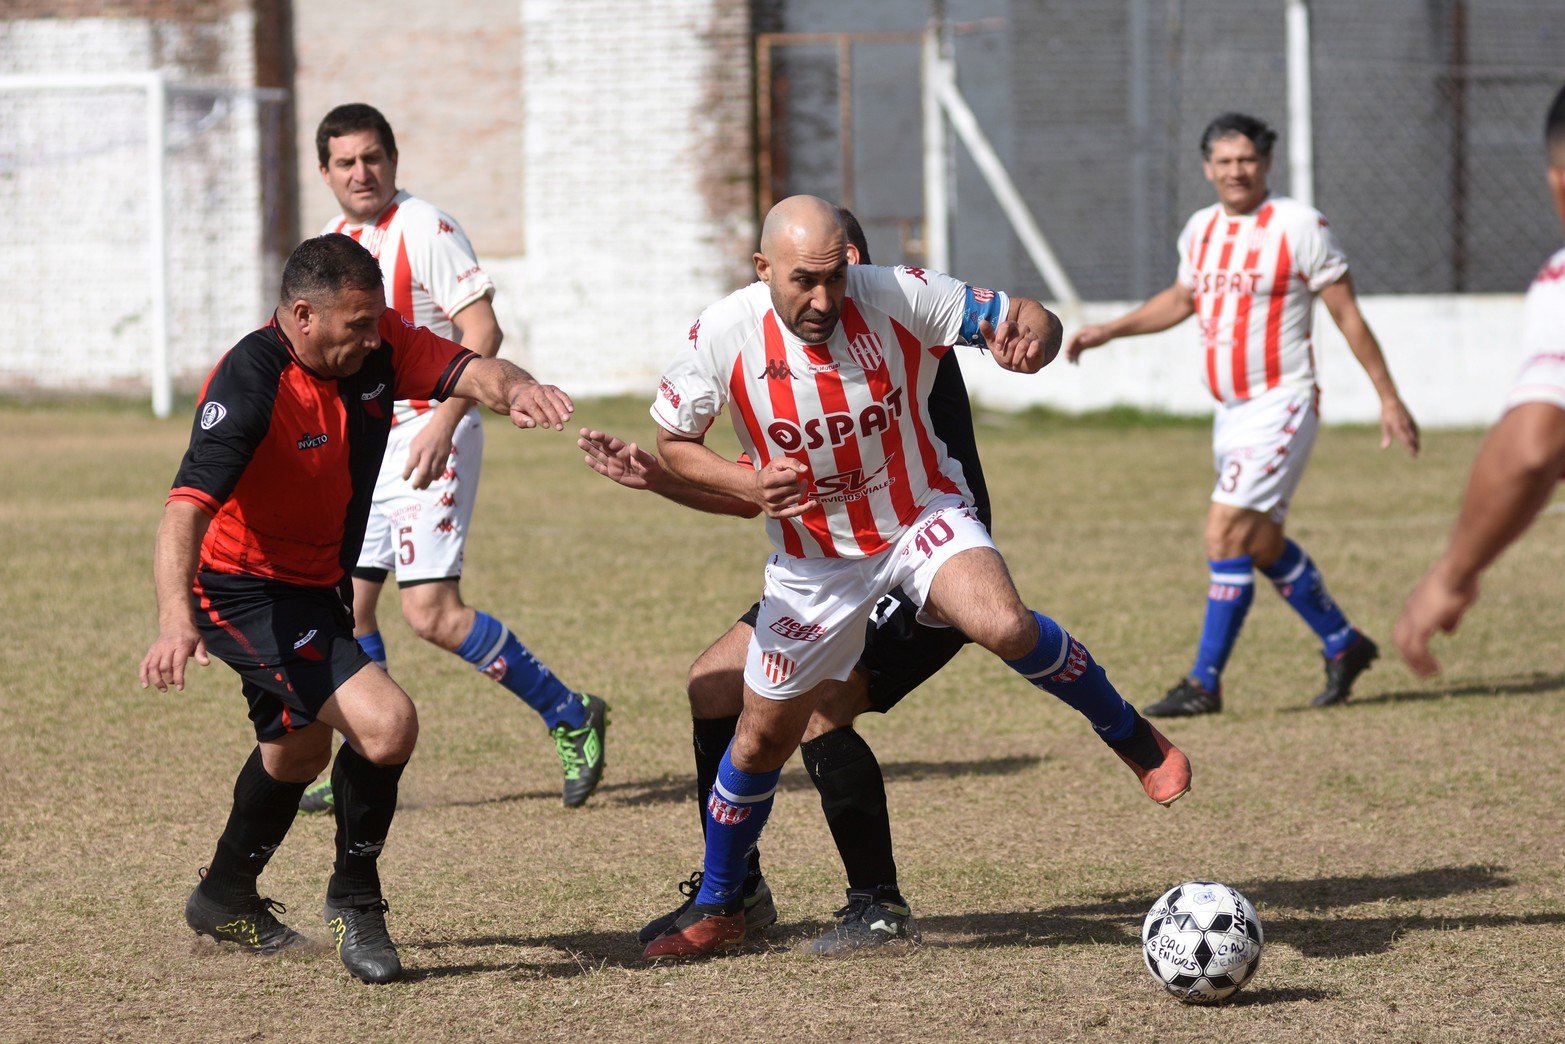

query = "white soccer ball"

[1141,881,1263,1004]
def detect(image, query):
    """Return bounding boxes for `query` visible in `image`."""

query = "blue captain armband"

[957,286,1009,346]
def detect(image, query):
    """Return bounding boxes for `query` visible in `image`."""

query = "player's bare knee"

[729,727,792,773]
[986,607,1040,661]
[687,664,743,719]
[361,703,419,765]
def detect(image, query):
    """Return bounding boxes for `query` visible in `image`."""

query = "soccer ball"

[1141,881,1263,1004]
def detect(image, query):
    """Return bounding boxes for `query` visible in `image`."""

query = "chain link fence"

[760,0,1561,301]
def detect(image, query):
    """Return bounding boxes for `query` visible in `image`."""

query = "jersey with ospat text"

[651,264,1007,560]
[1177,195,1348,406]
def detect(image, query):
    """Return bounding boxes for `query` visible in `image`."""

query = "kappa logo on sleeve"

[200,402,228,430]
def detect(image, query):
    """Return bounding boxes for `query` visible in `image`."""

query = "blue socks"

[1004,611,1135,742]
[356,630,388,672]
[694,746,780,908]
[1190,555,1255,691]
[1260,540,1356,657]
[456,611,586,730]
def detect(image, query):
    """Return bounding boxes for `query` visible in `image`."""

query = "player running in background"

[1395,83,1565,675]
[579,210,992,955]
[1065,112,1420,717]
[637,195,1191,960]
[305,104,606,810]
[138,234,575,983]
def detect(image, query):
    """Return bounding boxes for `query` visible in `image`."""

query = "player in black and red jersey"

[138,234,573,984]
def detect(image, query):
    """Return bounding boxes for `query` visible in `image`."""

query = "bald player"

[581,209,997,956]
[1395,83,1565,675]
[638,195,1192,960]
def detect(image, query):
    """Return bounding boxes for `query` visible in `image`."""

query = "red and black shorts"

[191,571,372,741]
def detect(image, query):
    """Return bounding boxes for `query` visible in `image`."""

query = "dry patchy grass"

[1,396,1562,1042]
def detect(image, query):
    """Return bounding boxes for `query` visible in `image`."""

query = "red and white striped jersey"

[1177,195,1348,406]
[652,265,1008,560]
[1505,246,1565,415]
[322,190,495,425]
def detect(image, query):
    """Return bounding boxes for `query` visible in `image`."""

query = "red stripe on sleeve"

[841,300,919,527]
[167,486,222,517]
[1228,203,1274,401]
[1263,230,1293,389]
[762,313,836,556]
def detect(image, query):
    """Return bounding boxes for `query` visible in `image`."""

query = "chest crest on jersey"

[847,332,884,371]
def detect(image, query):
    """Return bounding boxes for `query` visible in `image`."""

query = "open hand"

[508,381,575,431]
[1064,324,1111,364]
[139,626,211,693]
[1393,569,1477,678]
[578,428,659,491]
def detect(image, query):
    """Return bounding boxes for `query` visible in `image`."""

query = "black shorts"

[191,571,373,742]
[738,587,969,714]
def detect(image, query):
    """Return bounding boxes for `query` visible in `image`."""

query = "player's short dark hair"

[837,207,872,265]
[280,234,385,305]
[1546,82,1565,159]
[315,103,397,167]
[1200,113,1278,158]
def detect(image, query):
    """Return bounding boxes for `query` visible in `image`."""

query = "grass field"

[2,394,1563,1042]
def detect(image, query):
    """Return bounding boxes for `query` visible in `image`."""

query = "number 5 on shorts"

[398,526,415,566]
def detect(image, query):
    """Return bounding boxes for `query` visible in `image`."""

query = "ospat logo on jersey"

[200,402,227,430]
[766,387,906,453]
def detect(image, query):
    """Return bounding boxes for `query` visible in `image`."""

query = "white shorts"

[744,495,994,699]
[356,408,484,583]
[1210,384,1319,523]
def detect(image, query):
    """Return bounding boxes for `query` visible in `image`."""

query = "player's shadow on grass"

[430,754,1043,810]
[1353,671,1565,706]
[917,864,1535,961]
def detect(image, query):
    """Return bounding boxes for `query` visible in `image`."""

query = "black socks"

[200,747,309,906]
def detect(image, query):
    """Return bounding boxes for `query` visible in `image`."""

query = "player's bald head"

[755,196,850,343]
[759,195,847,263]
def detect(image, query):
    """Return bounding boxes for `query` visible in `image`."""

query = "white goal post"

[0,72,286,418]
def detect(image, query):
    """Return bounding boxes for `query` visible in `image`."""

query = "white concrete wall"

[0,14,270,392]
[958,294,1530,429]
[515,0,754,396]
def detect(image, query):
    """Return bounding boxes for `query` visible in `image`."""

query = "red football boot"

[642,905,746,960]
[1108,713,1192,807]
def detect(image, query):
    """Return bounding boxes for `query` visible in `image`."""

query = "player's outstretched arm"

[657,427,813,519]
[1319,275,1420,457]
[980,297,1061,374]
[1394,402,1565,676]
[1065,282,1195,363]
[578,428,760,518]
[139,500,212,693]
[451,357,574,431]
